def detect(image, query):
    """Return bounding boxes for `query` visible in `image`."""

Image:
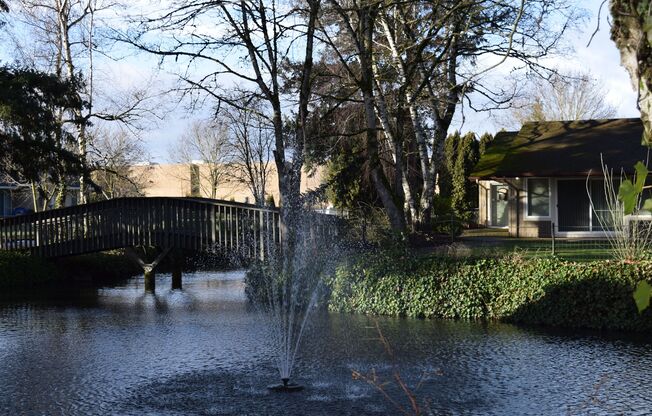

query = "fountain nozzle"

[268,377,304,392]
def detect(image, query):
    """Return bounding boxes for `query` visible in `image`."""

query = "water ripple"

[0,270,650,415]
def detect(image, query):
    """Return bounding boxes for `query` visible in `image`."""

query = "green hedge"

[0,250,141,290]
[327,251,652,331]
[0,251,61,288]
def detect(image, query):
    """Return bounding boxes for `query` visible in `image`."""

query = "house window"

[557,179,616,232]
[526,178,550,217]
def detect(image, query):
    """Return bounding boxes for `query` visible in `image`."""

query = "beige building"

[132,162,327,207]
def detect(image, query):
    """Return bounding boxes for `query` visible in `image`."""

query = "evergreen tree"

[440,131,484,221]
[450,132,480,219]
[325,138,377,214]
[439,131,461,199]
[0,65,87,186]
[478,132,494,156]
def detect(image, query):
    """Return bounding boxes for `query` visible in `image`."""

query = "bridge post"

[170,248,183,290]
[172,267,182,290]
[126,246,171,293]
[144,265,155,292]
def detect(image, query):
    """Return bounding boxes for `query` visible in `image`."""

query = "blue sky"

[140,0,640,161]
[1,0,641,162]
[450,0,640,135]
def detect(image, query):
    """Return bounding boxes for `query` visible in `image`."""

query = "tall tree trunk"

[420,36,459,228]
[362,90,405,232]
[360,8,405,233]
[54,183,66,209]
[611,1,652,144]
[30,182,39,212]
[274,0,320,267]
[57,0,90,204]
[371,62,415,227]
[378,15,434,229]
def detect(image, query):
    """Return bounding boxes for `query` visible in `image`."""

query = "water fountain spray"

[249,211,337,392]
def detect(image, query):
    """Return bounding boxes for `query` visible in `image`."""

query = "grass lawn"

[446,229,615,262]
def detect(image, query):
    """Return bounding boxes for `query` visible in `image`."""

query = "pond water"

[0,270,651,415]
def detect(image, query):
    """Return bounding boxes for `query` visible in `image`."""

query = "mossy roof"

[470,118,649,179]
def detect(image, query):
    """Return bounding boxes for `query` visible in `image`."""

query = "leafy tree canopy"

[0,65,87,184]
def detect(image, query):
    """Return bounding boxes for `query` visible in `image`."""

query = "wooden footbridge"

[0,197,340,284]
[0,197,340,290]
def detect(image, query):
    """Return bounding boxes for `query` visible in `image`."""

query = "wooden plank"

[259,210,263,259]
[0,219,5,250]
[172,199,178,249]
[237,207,241,251]
[210,205,216,247]
[152,198,156,246]
[195,201,200,250]
[111,201,117,250]
[204,203,210,249]
[18,216,23,249]
[17,216,23,250]
[61,213,66,254]
[217,204,222,248]
[132,199,138,248]
[165,198,170,248]
[194,201,199,249]
[136,198,142,247]
[226,206,233,250]
[1,218,6,250]
[93,208,98,252]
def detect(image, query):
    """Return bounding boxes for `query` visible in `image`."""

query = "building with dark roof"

[470,118,650,237]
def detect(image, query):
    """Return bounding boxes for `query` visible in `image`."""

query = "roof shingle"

[470,118,649,179]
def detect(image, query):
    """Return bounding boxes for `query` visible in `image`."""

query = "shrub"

[244,261,271,304]
[244,255,333,309]
[327,251,652,331]
[0,250,60,288]
[0,250,142,290]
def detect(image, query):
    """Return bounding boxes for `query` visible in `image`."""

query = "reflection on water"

[0,270,651,415]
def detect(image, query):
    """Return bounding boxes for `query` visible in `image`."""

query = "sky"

[450,0,640,135]
[140,0,641,161]
[1,0,642,162]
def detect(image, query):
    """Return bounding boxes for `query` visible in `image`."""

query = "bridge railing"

[0,197,282,258]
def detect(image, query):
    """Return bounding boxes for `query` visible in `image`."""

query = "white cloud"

[455,0,640,135]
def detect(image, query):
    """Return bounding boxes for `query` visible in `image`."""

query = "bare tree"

[170,120,231,200]
[8,0,100,205]
[119,0,321,261]
[318,0,408,231]
[6,0,161,205]
[318,0,576,231]
[507,71,617,127]
[89,128,150,199]
[219,100,274,206]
